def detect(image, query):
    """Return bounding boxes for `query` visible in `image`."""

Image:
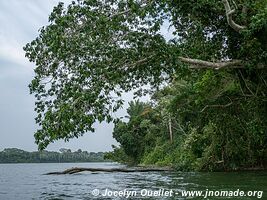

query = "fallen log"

[45,167,173,175]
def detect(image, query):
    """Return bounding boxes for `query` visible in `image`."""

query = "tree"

[112,100,159,163]
[24,0,266,150]
[0,148,105,163]
[76,149,82,154]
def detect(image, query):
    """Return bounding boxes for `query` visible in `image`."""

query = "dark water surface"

[0,163,266,200]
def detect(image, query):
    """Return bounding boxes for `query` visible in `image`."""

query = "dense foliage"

[24,0,266,171]
[107,85,267,170]
[0,148,105,163]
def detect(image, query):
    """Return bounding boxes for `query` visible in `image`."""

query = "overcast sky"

[0,0,123,152]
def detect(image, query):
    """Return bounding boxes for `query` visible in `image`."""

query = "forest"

[24,0,267,171]
[0,148,105,163]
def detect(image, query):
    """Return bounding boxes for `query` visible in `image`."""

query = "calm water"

[0,162,266,200]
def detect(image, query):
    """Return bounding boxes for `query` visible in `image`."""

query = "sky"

[0,0,122,152]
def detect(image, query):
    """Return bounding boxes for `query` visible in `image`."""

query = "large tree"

[24,0,266,150]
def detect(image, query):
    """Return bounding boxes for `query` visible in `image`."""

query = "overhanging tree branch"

[222,0,246,32]
[178,57,243,69]
[178,57,265,69]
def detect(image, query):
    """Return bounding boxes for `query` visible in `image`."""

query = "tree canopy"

[0,148,105,163]
[24,0,267,150]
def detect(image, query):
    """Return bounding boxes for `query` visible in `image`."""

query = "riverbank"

[134,164,267,172]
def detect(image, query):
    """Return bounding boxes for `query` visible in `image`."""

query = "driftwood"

[45,167,173,175]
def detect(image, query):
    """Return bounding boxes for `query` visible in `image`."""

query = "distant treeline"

[0,148,106,163]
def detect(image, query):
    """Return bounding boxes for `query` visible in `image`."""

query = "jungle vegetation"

[0,148,105,163]
[24,0,267,171]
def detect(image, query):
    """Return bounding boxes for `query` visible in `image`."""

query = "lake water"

[0,162,266,200]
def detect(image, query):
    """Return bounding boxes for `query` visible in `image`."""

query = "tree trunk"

[45,167,173,175]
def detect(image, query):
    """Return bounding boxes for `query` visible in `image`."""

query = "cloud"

[0,38,29,67]
[0,0,70,69]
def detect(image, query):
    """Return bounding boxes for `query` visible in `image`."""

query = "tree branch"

[222,0,246,32]
[168,116,173,143]
[178,57,265,69]
[124,54,155,69]
[201,97,233,112]
[45,167,173,175]
[110,9,132,18]
[109,0,151,18]
[238,69,255,96]
[178,57,243,69]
